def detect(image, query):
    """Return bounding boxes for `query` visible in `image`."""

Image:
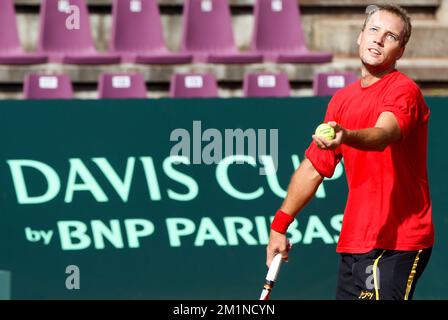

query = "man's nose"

[373,35,385,46]
[373,38,384,47]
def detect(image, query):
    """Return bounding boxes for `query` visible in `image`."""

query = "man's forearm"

[344,127,392,151]
[280,158,324,217]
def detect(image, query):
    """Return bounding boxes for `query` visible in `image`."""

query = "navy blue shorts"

[336,247,432,300]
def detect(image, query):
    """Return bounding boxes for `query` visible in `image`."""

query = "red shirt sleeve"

[377,85,426,139]
[305,143,342,178]
[305,95,343,178]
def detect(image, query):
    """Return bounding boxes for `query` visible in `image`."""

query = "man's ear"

[396,46,405,60]
[357,32,362,46]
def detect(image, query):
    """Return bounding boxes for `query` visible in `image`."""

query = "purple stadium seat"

[110,0,192,64]
[23,73,74,99]
[313,71,358,96]
[243,72,291,97]
[0,0,47,65]
[38,0,120,64]
[181,0,262,64]
[251,0,332,63]
[98,73,147,99]
[170,73,218,98]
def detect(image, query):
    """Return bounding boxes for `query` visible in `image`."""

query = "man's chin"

[361,60,396,76]
[361,57,383,67]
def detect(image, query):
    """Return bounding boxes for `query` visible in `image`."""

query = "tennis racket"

[259,253,283,300]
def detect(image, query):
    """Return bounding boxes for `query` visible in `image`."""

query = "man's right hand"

[266,229,291,268]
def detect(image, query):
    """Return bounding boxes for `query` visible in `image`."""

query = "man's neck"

[360,63,397,88]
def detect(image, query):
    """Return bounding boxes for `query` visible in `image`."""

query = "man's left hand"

[312,121,346,150]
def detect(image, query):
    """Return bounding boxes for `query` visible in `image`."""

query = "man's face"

[358,10,406,71]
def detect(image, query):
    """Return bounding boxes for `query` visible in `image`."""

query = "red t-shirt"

[305,70,434,253]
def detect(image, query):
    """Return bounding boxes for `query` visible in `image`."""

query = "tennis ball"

[315,123,335,141]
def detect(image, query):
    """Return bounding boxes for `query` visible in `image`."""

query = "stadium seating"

[251,0,333,63]
[170,73,218,97]
[0,0,47,65]
[98,73,147,98]
[6,1,436,98]
[38,0,120,64]
[313,71,358,96]
[110,0,192,64]
[243,72,291,97]
[180,0,263,64]
[23,73,74,99]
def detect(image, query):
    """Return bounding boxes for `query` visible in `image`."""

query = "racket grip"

[259,253,283,300]
[259,280,275,300]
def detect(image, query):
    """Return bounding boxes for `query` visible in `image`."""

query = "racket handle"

[259,280,275,300]
[259,253,283,300]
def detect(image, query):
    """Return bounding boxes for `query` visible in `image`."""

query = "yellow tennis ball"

[315,123,335,141]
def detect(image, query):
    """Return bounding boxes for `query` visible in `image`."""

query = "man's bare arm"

[266,158,324,267]
[280,158,324,215]
[344,112,401,151]
[313,111,402,151]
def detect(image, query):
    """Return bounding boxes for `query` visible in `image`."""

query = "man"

[266,4,434,300]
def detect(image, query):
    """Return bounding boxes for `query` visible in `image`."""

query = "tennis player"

[266,4,434,300]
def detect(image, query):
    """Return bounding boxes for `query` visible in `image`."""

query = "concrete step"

[1,57,447,84]
[2,57,448,98]
[13,0,441,7]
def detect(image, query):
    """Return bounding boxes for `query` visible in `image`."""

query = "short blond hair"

[362,4,412,47]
